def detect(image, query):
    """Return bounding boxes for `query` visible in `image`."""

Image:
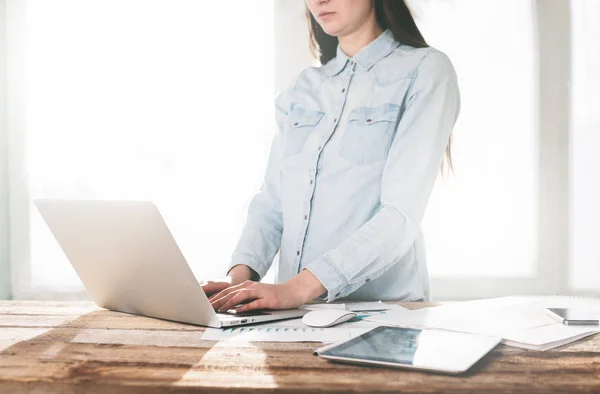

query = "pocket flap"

[348,103,400,124]
[288,107,325,128]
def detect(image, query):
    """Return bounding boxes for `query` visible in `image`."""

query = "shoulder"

[275,62,333,113]
[292,62,335,94]
[374,46,457,86]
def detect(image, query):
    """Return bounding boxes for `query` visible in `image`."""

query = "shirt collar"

[331,29,400,76]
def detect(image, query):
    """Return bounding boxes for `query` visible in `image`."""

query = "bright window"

[20,0,275,291]
[411,0,538,278]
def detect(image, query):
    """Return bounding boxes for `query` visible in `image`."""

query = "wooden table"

[1,301,599,393]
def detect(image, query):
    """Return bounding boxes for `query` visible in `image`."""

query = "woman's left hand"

[209,281,305,313]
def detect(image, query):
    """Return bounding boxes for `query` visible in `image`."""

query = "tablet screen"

[319,326,500,373]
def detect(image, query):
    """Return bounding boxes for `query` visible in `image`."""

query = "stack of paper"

[202,303,402,343]
[364,296,600,351]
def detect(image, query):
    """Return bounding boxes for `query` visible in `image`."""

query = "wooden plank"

[0,311,207,331]
[0,301,98,315]
[0,314,83,327]
[1,341,600,393]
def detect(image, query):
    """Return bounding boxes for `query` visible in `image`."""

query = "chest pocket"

[283,107,324,158]
[340,103,400,165]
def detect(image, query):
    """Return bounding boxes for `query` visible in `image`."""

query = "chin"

[320,23,345,38]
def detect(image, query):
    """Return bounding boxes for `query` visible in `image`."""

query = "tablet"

[315,326,501,374]
[545,308,600,325]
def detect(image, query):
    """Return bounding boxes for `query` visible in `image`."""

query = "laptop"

[34,199,308,327]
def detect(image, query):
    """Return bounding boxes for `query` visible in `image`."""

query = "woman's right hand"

[200,264,257,297]
[201,280,232,297]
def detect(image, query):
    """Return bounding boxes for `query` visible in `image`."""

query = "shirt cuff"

[228,253,269,280]
[303,255,350,303]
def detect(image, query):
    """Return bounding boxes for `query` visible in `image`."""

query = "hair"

[306,0,453,174]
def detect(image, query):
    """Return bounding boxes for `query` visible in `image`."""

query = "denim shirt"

[229,29,460,302]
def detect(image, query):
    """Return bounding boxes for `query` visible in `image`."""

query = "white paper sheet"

[201,308,396,342]
[303,301,397,312]
[201,326,372,343]
[364,296,600,351]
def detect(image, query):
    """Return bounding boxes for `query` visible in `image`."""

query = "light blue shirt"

[229,29,460,302]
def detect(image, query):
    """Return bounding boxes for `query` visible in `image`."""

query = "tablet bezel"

[317,326,501,375]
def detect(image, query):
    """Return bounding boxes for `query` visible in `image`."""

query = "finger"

[218,289,258,313]
[213,288,259,312]
[208,281,249,302]
[202,282,229,296]
[208,284,238,302]
[211,288,248,311]
[234,299,267,313]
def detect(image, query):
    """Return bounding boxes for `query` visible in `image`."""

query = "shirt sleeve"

[304,50,461,301]
[227,83,293,279]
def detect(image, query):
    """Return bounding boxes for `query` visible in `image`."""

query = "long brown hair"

[307,0,453,174]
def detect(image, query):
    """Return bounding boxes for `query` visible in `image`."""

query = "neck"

[338,21,384,58]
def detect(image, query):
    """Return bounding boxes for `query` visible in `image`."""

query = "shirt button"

[335,292,341,297]
[294,122,299,126]
[333,118,337,123]
[310,180,313,185]
[342,88,346,93]
[304,215,308,220]
[318,146,322,151]
[296,250,300,256]
[366,119,372,123]
[365,278,371,283]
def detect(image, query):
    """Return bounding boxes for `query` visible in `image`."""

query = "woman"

[204,0,460,312]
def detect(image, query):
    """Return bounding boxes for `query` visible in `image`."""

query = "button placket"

[294,66,355,273]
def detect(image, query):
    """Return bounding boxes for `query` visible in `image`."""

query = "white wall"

[0,0,11,299]
[273,0,313,94]
[569,0,600,292]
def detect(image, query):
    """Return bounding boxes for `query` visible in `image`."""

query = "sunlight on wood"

[0,328,51,352]
[175,342,277,387]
